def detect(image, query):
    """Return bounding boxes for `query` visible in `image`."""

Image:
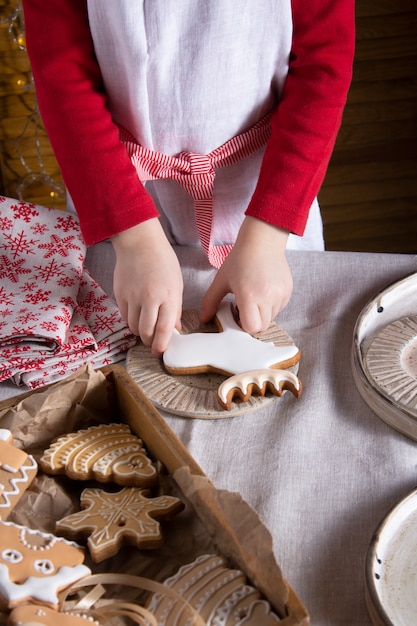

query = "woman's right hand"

[111,218,183,356]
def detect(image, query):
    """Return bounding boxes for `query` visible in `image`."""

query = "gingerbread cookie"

[0,429,38,520]
[163,301,300,377]
[217,368,302,410]
[8,604,102,626]
[56,487,184,563]
[0,520,91,610]
[40,423,157,488]
[147,553,280,625]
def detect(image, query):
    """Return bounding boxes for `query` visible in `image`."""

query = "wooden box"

[0,364,309,624]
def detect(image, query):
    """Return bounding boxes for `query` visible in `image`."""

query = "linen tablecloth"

[1,241,417,625]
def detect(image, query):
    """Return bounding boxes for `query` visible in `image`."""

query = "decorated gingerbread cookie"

[162,301,302,410]
[163,301,300,376]
[0,429,38,520]
[8,604,102,626]
[147,553,280,625]
[0,520,91,610]
[217,368,302,410]
[56,486,184,563]
[40,423,157,487]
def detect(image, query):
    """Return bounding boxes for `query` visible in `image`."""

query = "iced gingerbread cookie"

[0,521,91,610]
[217,368,302,410]
[163,301,300,376]
[56,486,184,563]
[0,429,38,520]
[147,553,280,625]
[40,423,157,488]
[163,301,302,410]
[8,604,102,626]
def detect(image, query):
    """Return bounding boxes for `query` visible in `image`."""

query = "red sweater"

[22,0,354,246]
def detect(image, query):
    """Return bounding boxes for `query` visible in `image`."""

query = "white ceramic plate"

[366,487,417,626]
[352,272,417,441]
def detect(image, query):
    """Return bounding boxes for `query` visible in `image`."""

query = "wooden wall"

[0,0,416,251]
[0,0,65,209]
[319,0,417,253]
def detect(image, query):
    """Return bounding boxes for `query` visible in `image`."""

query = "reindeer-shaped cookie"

[163,301,302,410]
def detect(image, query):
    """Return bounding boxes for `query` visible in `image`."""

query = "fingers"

[235,299,271,335]
[200,274,228,324]
[149,303,182,357]
[125,302,180,357]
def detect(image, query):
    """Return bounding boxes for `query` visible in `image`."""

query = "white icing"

[0,456,38,510]
[1,521,85,551]
[1,549,23,564]
[19,527,56,552]
[33,559,54,575]
[9,604,103,626]
[163,301,299,375]
[217,369,300,404]
[1,464,18,473]
[0,429,12,442]
[0,562,91,606]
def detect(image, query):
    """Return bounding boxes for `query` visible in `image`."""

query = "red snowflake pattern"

[11,201,39,222]
[0,256,32,283]
[11,325,37,336]
[54,308,72,326]
[24,289,51,305]
[91,312,120,334]
[17,311,42,324]
[40,321,59,332]
[0,217,13,231]
[77,290,108,320]
[31,222,49,235]
[58,276,76,288]
[38,233,81,258]
[1,231,39,259]
[0,287,14,306]
[0,197,133,388]
[60,296,76,308]
[33,259,69,282]
[21,280,38,293]
[55,214,79,233]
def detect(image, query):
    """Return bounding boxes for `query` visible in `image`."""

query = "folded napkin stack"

[0,196,137,388]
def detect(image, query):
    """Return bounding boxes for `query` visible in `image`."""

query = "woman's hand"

[200,216,293,332]
[111,219,183,356]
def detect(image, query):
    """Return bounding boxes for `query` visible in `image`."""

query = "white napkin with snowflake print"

[0,196,136,388]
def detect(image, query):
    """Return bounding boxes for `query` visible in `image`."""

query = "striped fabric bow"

[120,111,272,268]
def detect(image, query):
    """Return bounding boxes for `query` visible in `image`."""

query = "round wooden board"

[126,309,299,418]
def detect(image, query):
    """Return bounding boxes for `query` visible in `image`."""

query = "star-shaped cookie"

[56,487,184,562]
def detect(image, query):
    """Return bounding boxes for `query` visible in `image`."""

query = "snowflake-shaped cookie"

[56,487,184,562]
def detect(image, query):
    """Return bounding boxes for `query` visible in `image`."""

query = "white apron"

[86,1,324,259]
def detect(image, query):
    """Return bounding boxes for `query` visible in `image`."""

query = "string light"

[1,0,65,206]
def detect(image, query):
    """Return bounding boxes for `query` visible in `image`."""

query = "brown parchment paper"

[173,467,289,616]
[0,364,293,622]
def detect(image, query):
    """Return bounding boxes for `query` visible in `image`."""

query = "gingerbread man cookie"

[0,429,38,520]
[0,521,91,610]
[40,423,157,487]
[56,487,184,563]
